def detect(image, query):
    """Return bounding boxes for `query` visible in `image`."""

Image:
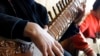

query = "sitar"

[0,0,86,56]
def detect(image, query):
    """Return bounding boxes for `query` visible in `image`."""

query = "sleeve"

[79,15,89,33]
[70,32,89,50]
[0,13,31,41]
[35,2,49,25]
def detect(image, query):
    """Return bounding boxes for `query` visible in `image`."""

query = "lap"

[0,38,72,56]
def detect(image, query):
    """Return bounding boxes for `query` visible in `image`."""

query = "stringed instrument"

[0,0,86,56]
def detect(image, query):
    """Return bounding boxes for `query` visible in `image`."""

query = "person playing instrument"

[0,0,72,56]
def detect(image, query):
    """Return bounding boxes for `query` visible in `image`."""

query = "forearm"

[0,13,31,41]
[70,31,88,50]
[70,31,96,56]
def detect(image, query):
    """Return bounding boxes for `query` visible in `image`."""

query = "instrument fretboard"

[47,0,85,40]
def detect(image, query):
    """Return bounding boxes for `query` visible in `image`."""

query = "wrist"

[24,22,38,38]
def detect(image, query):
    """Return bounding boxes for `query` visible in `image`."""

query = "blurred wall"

[85,0,95,13]
[35,0,60,19]
[35,0,96,19]
[35,0,59,11]
[35,0,96,12]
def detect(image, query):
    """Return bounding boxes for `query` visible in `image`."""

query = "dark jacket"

[0,0,49,41]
